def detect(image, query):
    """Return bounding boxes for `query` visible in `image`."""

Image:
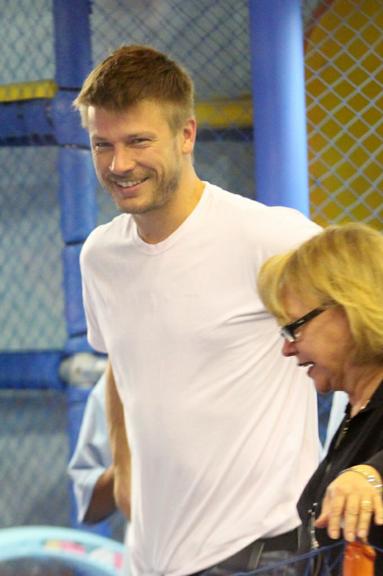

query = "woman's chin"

[313,377,333,395]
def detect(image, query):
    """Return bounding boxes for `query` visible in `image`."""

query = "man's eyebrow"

[91,131,156,140]
[127,131,156,138]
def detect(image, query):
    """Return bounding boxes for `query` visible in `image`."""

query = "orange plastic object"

[343,541,376,575]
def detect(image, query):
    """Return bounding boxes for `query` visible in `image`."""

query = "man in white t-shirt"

[74,44,321,576]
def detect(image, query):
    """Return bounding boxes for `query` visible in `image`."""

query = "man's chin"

[113,196,146,214]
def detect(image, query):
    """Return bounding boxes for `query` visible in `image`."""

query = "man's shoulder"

[205,182,268,216]
[206,182,320,226]
[204,182,321,254]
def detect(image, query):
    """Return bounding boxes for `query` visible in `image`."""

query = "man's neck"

[134,177,205,244]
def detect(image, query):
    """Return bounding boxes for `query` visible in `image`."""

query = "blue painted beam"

[0,351,64,389]
[53,0,93,88]
[249,0,310,215]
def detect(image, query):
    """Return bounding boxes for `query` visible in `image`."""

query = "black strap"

[189,528,299,574]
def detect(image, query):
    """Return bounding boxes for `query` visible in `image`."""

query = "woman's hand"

[315,465,383,542]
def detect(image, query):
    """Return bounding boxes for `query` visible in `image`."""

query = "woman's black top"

[297,381,383,573]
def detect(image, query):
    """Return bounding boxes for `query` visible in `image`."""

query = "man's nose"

[109,147,135,174]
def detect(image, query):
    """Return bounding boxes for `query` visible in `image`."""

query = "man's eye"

[131,138,150,145]
[93,142,111,150]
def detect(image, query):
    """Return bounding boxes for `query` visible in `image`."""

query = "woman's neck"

[346,365,383,417]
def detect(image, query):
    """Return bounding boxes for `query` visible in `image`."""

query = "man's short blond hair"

[73,44,195,132]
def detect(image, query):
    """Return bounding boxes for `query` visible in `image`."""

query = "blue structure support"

[53,0,95,348]
[248,0,310,215]
[52,0,110,537]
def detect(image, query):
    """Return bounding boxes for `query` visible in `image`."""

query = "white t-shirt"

[81,183,321,576]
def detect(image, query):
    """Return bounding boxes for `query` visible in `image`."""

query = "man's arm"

[105,361,131,519]
[83,464,117,523]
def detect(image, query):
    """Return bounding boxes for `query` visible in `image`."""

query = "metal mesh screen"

[0,0,71,535]
[90,0,251,100]
[0,0,54,84]
[0,147,65,351]
[0,389,69,528]
[305,0,383,228]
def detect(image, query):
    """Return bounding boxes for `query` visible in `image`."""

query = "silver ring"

[360,500,372,511]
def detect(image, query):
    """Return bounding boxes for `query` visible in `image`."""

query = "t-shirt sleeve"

[82,272,107,353]
[242,203,322,262]
[80,241,107,353]
[266,206,322,253]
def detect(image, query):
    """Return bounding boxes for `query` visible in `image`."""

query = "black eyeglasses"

[280,306,327,343]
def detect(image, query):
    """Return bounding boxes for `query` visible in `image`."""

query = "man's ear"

[181,117,197,155]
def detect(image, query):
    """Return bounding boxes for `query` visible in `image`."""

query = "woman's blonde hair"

[257,222,383,363]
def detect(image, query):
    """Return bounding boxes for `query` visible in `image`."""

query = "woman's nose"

[281,338,297,357]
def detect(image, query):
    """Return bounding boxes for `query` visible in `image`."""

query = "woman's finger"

[357,498,373,541]
[343,493,360,542]
[373,490,383,525]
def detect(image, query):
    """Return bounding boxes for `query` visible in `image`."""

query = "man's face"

[87,100,190,215]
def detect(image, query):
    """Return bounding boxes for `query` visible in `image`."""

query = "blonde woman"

[258,222,383,573]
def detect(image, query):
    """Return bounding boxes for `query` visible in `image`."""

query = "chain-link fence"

[1,0,382,559]
[305,0,383,228]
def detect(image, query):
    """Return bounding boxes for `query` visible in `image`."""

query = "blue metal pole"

[248,0,310,215]
[52,0,110,537]
[53,0,93,88]
[52,0,96,348]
